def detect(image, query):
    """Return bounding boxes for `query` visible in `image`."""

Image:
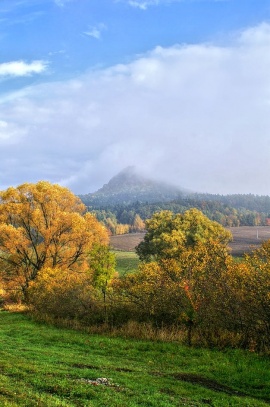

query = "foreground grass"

[114,250,139,275]
[0,312,270,406]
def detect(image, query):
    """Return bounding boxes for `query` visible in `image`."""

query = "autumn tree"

[29,245,116,324]
[117,209,233,344]
[236,241,270,350]
[117,239,234,344]
[131,214,145,233]
[136,209,232,262]
[28,266,99,321]
[0,181,108,300]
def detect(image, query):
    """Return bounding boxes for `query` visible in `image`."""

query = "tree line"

[87,196,270,235]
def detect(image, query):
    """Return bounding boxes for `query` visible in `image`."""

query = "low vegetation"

[1,311,270,407]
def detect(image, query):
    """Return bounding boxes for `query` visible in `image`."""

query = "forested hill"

[192,193,270,214]
[79,168,270,229]
[79,166,187,205]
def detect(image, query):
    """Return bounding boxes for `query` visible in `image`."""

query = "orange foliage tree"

[0,181,109,300]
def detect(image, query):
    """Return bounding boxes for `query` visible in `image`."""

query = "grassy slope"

[0,312,270,406]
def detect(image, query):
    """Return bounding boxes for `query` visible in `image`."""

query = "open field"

[227,226,270,257]
[1,311,270,406]
[110,233,145,252]
[111,227,270,256]
[113,250,140,275]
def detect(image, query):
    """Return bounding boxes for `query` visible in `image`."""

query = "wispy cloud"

[0,1,45,28]
[0,11,44,27]
[123,0,229,10]
[84,23,107,40]
[0,60,48,77]
[0,0,43,13]
[54,0,72,7]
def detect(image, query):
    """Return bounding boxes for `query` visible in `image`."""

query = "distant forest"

[81,193,270,235]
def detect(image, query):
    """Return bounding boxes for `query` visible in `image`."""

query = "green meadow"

[114,250,140,275]
[0,311,270,407]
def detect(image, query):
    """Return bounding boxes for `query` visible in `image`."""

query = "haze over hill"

[79,168,270,229]
[80,166,188,206]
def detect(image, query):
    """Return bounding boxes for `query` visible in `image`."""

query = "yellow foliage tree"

[235,241,270,350]
[0,181,108,300]
[115,223,130,235]
[132,214,145,233]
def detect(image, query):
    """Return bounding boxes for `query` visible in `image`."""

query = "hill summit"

[80,166,186,206]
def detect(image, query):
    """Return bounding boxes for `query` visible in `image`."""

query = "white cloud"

[0,120,8,140]
[0,23,270,195]
[238,22,270,46]
[127,0,160,9]
[0,60,48,77]
[0,120,26,144]
[84,23,107,40]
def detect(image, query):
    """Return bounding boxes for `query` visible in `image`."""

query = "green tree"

[117,209,233,344]
[136,209,231,262]
[88,244,116,322]
[116,239,234,345]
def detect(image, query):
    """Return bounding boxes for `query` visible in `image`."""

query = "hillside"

[80,166,186,206]
[79,167,270,228]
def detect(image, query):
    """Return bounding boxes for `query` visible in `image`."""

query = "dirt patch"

[228,226,270,256]
[110,227,270,256]
[110,233,145,252]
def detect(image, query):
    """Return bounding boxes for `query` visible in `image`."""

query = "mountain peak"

[80,167,186,206]
[106,166,143,186]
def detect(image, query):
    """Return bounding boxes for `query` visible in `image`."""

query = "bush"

[28,267,105,324]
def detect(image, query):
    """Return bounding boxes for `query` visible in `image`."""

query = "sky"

[1,0,270,195]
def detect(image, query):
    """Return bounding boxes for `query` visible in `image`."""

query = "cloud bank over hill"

[0,23,270,194]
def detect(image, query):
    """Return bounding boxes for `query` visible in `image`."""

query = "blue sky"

[1,0,270,194]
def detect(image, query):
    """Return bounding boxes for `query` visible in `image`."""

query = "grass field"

[1,311,270,406]
[114,250,140,275]
[111,231,270,277]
